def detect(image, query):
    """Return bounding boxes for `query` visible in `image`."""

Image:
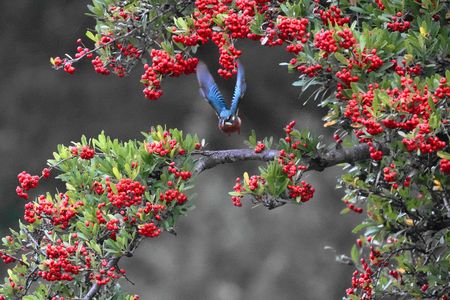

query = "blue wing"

[196,60,228,116]
[230,60,246,116]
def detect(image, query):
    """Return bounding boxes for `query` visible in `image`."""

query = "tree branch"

[194,143,371,173]
[81,236,143,299]
[81,256,120,300]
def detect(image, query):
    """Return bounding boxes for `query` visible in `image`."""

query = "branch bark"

[194,143,371,173]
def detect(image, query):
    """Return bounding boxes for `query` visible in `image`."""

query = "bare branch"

[194,143,371,173]
[194,149,278,173]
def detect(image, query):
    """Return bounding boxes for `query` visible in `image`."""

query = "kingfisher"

[196,60,246,134]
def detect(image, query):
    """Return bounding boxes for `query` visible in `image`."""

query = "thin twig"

[22,228,45,257]
[0,251,29,267]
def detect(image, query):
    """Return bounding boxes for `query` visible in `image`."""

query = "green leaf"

[349,6,365,13]
[89,241,102,255]
[248,130,257,147]
[351,244,359,265]
[86,30,97,42]
[66,183,77,191]
[437,151,450,160]
[340,207,350,214]
[334,52,348,64]
[428,112,440,130]
[352,222,372,234]
[112,167,122,180]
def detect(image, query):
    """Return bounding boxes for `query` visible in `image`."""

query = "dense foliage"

[1,128,201,299]
[1,0,449,298]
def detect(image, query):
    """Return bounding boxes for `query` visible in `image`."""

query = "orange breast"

[219,117,241,134]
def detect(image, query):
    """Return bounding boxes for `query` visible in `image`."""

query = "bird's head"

[219,114,241,134]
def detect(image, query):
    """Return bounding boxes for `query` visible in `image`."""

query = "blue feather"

[196,61,228,116]
[230,60,246,116]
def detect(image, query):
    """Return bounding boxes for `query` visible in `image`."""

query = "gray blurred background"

[0,1,363,299]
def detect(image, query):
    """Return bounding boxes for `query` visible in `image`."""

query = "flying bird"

[196,60,246,134]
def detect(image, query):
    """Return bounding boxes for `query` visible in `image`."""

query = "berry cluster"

[24,194,83,229]
[42,168,51,178]
[106,219,119,232]
[16,171,41,200]
[146,130,186,156]
[286,43,304,54]
[388,269,402,281]
[92,263,125,286]
[38,242,82,282]
[343,199,363,213]
[337,29,356,49]
[314,29,338,55]
[295,62,323,77]
[391,59,422,76]
[136,203,166,220]
[96,203,107,224]
[141,50,198,100]
[435,77,450,99]
[55,35,138,78]
[344,78,448,163]
[80,146,95,160]
[214,34,242,78]
[232,121,315,207]
[248,175,264,191]
[188,0,272,77]
[159,189,188,205]
[276,17,309,43]
[92,181,105,195]
[231,177,243,207]
[17,171,39,192]
[91,56,110,75]
[316,5,350,26]
[116,43,142,59]
[278,150,307,178]
[387,13,411,32]
[107,178,146,208]
[346,258,374,299]
[0,252,15,264]
[402,135,446,153]
[336,68,359,87]
[138,222,161,237]
[439,159,450,174]
[358,49,384,73]
[383,164,397,183]
[374,0,385,10]
[254,142,265,153]
[287,181,315,202]
[168,162,192,180]
[141,64,162,100]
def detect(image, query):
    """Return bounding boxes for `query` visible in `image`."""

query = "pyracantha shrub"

[0,127,201,299]
[231,121,317,208]
[11,0,450,298]
[1,123,324,299]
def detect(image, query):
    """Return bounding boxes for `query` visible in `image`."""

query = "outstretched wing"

[196,60,228,116]
[230,60,246,116]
